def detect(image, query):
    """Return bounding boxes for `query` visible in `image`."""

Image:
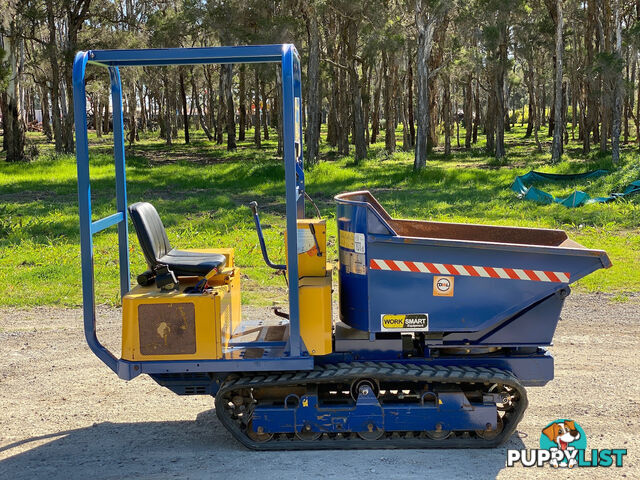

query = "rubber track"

[215,362,528,450]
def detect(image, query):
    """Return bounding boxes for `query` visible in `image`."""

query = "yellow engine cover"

[299,266,333,355]
[121,264,240,361]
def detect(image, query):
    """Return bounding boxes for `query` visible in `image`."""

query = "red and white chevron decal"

[369,259,570,283]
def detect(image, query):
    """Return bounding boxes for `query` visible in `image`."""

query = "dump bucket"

[335,191,611,347]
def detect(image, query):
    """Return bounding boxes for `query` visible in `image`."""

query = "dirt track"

[1,293,638,479]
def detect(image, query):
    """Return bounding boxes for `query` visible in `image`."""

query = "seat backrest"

[128,202,172,269]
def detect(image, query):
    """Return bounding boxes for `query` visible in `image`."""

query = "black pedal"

[155,265,179,291]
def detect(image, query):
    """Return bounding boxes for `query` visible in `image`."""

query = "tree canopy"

[0,0,638,164]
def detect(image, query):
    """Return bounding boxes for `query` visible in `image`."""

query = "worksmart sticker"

[381,314,429,331]
[433,276,454,296]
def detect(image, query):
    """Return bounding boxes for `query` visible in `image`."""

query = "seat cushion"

[158,249,227,277]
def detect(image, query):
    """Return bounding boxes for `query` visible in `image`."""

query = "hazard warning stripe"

[369,259,570,283]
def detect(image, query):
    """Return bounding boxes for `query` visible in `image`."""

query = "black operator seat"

[128,202,226,277]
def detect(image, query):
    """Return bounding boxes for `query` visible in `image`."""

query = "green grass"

[0,124,639,307]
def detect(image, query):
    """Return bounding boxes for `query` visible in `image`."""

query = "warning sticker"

[297,228,316,255]
[339,249,366,275]
[339,230,354,250]
[354,233,365,254]
[381,314,429,331]
[433,276,454,297]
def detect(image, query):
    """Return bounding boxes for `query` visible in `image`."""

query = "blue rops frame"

[73,45,313,380]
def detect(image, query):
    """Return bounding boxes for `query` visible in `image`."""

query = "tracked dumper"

[73,45,610,450]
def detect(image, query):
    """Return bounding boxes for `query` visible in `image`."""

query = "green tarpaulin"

[511,169,640,207]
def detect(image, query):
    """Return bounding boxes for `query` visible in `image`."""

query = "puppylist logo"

[507,419,627,469]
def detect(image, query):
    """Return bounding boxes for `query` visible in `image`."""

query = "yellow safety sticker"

[381,314,429,331]
[339,229,354,250]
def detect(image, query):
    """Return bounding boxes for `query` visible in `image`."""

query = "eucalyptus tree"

[610,0,623,164]
[549,0,564,163]
[414,0,451,170]
[0,1,27,161]
[301,0,322,165]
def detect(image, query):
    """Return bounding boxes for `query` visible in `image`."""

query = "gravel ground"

[1,292,638,480]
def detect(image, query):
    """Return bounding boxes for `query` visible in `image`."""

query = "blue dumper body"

[336,191,610,364]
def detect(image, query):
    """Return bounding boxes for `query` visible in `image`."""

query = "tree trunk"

[414,1,439,169]
[178,71,189,144]
[582,0,596,153]
[40,84,52,141]
[571,78,577,140]
[494,33,507,160]
[611,0,622,164]
[275,67,284,156]
[636,55,640,150]
[216,69,224,144]
[551,0,564,163]
[473,79,480,143]
[456,98,461,148]
[486,86,496,154]
[128,83,138,145]
[504,79,511,133]
[62,75,74,153]
[204,66,216,136]
[139,84,147,133]
[401,84,410,151]
[401,54,410,152]
[305,6,321,164]
[541,82,547,126]
[260,79,269,140]
[347,20,367,162]
[170,80,178,139]
[525,62,535,138]
[427,78,438,151]
[362,62,372,144]
[223,64,236,151]
[238,65,246,141]
[371,61,382,144]
[623,54,629,144]
[325,42,338,149]
[383,51,396,154]
[534,74,543,153]
[443,74,451,155]
[254,67,261,148]
[45,0,64,152]
[103,97,110,134]
[192,75,213,141]
[464,74,473,149]
[1,29,25,162]
[407,46,415,147]
[164,75,172,145]
[95,96,102,138]
[337,35,350,156]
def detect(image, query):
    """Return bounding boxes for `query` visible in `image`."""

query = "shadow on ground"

[0,409,525,480]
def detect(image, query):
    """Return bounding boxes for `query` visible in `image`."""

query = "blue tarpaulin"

[511,169,640,207]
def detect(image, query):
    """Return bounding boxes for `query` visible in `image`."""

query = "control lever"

[249,201,286,270]
[308,224,322,257]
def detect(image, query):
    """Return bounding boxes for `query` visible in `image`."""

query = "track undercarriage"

[215,362,527,450]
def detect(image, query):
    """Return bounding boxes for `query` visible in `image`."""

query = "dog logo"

[508,419,625,468]
[540,419,586,468]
